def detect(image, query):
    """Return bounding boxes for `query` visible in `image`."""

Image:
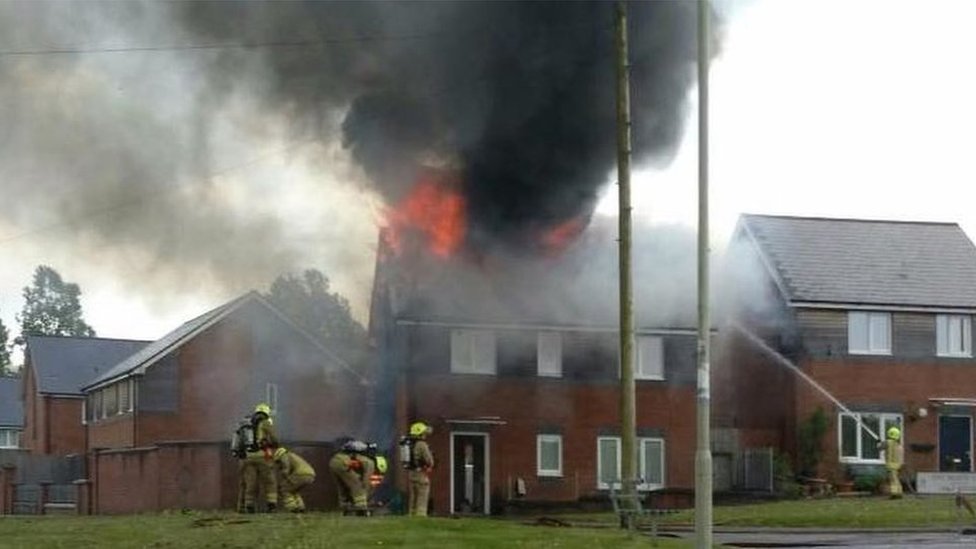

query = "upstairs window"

[839,412,902,463]
[537,332,562,378]
[0,429,20,449]
[451,329,497,375]
[103,385,118,417]
[937,315,972,357]
[848,312,891,355]
[636,336,665,380]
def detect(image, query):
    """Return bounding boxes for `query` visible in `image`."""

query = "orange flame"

[540,217,585,255]
[383,171,466,258]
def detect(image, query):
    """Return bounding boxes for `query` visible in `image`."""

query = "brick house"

[77,291,367,513]
[0,376,24,450]
[721,214,976,483]
[21,336,148,456]
[369,232,701,515]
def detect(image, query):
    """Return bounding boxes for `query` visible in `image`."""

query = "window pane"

[538,333,562,377]
[841,415,858,458]
[870,313,890,353]
[849,313,868,352]
[451,330,473,372]
[861,415,881,460]
[474,331,496,373]
[965,317,972,356]
[119,380,130,413]
[539,436,561,474]
[105,385,118,416]
[599,439,619,486]
[937,315,948,355]
[642,439,664,485]
[637,337,664,379]
[94,391,103,420]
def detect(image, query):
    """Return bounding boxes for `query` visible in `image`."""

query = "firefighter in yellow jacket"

[273,447,315,513]
[880,426,904,498]
[241,403,279,512]
[330,439,375,516]
[407,421,435,517]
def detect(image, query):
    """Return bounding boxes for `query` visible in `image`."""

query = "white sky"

[4,0,976,362]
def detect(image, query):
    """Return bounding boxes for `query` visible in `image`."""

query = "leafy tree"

[17,266,96,345]
[0,313,11,375]
[264,269,367,366]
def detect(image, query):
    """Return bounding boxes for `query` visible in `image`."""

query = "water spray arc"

[731,322,881,442]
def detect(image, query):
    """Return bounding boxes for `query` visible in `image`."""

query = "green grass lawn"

[0,513,691,549]
[560,495,968,529]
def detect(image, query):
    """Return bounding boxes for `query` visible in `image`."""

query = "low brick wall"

[92,440,341,514]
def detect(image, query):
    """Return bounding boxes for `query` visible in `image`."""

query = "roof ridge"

[742,213,960,227]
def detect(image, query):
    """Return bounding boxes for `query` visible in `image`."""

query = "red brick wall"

[93,442,340,514]
[23,367,41,454]
[402,376,696,514]
[88,414,135,450]
[795,358,976,479]
[46,397,86,455]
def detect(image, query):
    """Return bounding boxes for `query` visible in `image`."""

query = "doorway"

[450,432,489,515]
[939,415,972,472]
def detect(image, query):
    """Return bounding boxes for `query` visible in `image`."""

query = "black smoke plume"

[172,1,716,251]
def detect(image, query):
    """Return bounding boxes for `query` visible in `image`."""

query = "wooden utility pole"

[694,0,713,547]
[615,0,637,530]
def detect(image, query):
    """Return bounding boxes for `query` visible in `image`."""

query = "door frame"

[938,414,973,472]
[449,431,490,515]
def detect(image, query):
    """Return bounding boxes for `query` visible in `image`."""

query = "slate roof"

[740,214,976,308]
[26,335,149,396]
[84,291,363,391]
[0,377,23,427]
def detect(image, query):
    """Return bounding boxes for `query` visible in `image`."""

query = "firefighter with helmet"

[879,425,904,498]
[329,438,376,516]
[239,403,279,512]
[273,446,316,513]
[406,421,435,517]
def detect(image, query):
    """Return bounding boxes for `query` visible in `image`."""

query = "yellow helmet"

[273,447,287,461]
[375,455,388,474]
[887,426,901,441]
[254,403,272,416]
[410,421,431,437]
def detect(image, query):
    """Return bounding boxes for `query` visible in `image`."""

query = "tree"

[264,269,367,366]
[0,313,11,376]
[17,265,96,345]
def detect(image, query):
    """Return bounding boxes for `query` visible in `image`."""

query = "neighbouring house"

[77,291,367,514]
[369,225,702,515]
[22,335,148,456]
[721,214,976,485]
[0,376,24,450]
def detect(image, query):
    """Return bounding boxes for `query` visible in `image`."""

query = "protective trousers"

[242,453,278,509]
[330,453,368,512]
[280,473,314,512]
[408,470,430,517]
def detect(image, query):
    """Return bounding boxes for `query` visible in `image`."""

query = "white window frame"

[266,382,279,416]
[0,429,20,449]
[638,438,666,490]
[537,434,563,477]
[848,311,892,355]
[117,380,130,415]
[597,436,621,490]
[937,314,972,357]
[597,436,667,491]
[537,332,562,378]
[81,397,88,425]
[839,412,903,464]
[636,336,665,380]
[450,329,497,375]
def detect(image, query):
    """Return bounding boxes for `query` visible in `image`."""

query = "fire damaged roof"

[374,219,700,329]
[739,214,976,309]
[26,335,150,396]
[0,376,24,427]
[83,291,362,392]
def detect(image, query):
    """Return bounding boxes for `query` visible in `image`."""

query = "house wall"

[394,325,700,513]
[88,413,135,450]
[796,309,942,360]
[22,366,41,454]
[46,397,86,455]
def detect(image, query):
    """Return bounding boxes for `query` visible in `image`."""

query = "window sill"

[937,353,973,359]
[839,458,884,465]
[449,370,498,376]
[537,472,563,479]
[847,351,892,356]
[636,377,665,382]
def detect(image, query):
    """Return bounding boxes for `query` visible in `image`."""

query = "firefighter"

[241,403,280,512]
[407,421,435,517]
[273,447,316,513]
[329,439,375,516]
[368,455,388,505]
[880,426,904,498]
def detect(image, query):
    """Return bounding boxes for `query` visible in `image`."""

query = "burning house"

[721,214,976,487]
[368,169,705,514]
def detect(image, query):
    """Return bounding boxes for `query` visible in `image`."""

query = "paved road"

[665,529,976,547]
